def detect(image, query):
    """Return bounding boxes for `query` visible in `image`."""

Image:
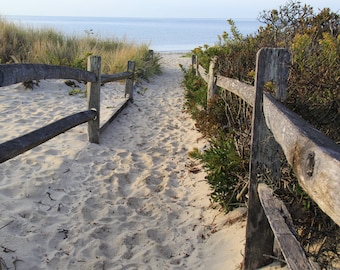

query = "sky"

[1,0,339,19]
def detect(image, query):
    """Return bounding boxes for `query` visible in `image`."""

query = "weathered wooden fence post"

[192,54,199,76]
[87,55,101,144]
[207,56,218,109]
[148,49,154,60]
[243,48,290,269]
[125,61,136,101]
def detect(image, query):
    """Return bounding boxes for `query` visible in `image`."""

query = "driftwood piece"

[258,183,314,270]
[0,110,96,163]
[0,64,96,87]
[87,56,101,144]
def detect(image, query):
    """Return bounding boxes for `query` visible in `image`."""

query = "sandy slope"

[0,53,280,270]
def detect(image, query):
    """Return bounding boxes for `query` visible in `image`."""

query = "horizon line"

[2,14,259,21]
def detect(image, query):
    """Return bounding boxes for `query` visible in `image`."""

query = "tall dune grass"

[0,17,160,76]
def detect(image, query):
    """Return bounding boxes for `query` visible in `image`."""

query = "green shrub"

[257,3,340,141]
[182,63,251,211]
[289,31,340,139]
[180,64,207,118]
[189,135,247,211]
[184,1,339,267]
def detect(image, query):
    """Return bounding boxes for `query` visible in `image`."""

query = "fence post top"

[88,55,101,59]
[256,47,291,102]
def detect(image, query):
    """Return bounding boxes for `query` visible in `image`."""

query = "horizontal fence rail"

[101,71,132,84]
[258,183,312,269]
[0,64,97,87]
[99,100,130,134]
[0,110,96,163]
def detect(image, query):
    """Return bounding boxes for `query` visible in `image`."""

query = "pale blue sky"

[1,0,339,18]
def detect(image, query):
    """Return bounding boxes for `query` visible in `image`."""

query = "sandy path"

[0,53,246,269]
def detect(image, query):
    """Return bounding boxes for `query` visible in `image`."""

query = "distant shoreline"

[3,14,258,20]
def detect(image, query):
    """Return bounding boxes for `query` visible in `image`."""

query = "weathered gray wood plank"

[197,64,209,82]
[258,183,314,270]
[87,56,101,144]
[198,63,255,104]
[263,93,340,226]
[0,110,96,163]
[244,48,290,270]
[191,55,199,76]
[101,72,132,84]
[207,57,218,105]
[0,64,96,87]
[125,61,136,101]
[99,99,129,134]
[216,75,255,105]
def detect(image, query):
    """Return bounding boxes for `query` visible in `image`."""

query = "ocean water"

[4,16,263,52]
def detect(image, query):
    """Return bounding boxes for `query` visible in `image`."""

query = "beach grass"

[0,17,160,77]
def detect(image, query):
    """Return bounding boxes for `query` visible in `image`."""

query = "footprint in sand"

[127,197,143,209]
[146,228,167,243]
[115,205,134,221]
[144,175,164,193]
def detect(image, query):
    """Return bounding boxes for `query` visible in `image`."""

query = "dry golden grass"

[0,17,160,76]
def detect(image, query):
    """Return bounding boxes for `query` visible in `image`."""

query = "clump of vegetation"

[0,17,161,80]
[189,136,247,211]
[182,65,251,210]
[22,80,40,89]
[183,1,339,268]
[68,87,86,97]
[180,65,207,119]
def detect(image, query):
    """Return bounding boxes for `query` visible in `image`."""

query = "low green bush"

[180,64,207,119]
[181,65,250,210]
[189,135,247,211]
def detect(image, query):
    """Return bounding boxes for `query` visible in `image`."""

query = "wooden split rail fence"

[0,56,135,164]
[193,48,340,270]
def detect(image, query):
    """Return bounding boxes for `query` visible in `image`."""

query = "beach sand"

[0,53,287,269]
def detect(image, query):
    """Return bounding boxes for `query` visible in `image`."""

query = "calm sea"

[4,16,263,52]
